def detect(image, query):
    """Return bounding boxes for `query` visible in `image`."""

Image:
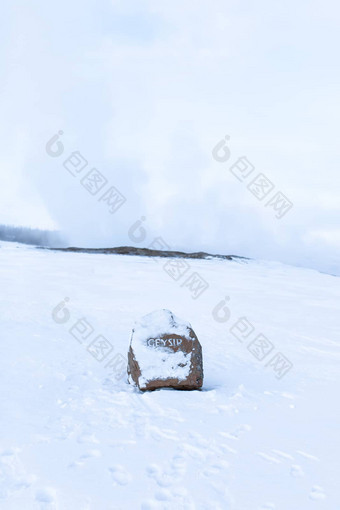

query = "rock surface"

[127,309,203,391]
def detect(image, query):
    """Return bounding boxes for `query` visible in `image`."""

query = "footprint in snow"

[147,462,184,488]
[79,449,101,460]
[68,449,101,469]
[35,487,57,508]
[219,443,238,455]
[172,452,189,472]
[290,464,305,478]
[296,450,319,462]
[108,465,132,485]
[203,459,230,478]
[154,489,172,501]
[271,449,294,461]
[150,425,179,442]
[0,448,36,500]
[142,487,195,510]
[141,502,160,510]
[220,424,252,440]
[309,485,326,501]
[256,452,281,464]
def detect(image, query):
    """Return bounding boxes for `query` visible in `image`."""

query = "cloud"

[0,0,339,274]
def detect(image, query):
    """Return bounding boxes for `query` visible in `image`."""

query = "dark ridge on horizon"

[0,225,249,261]
[45,245,249,261]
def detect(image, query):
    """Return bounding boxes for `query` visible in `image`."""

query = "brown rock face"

[127,310,203,391]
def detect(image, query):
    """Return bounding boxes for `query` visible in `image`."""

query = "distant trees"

[0,224,64,247]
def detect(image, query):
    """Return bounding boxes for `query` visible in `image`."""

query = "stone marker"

[127,309,203,391]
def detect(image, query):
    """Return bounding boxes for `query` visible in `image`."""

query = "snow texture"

[0,241,339,509]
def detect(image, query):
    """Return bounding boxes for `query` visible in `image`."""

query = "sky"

[0,0,339,275]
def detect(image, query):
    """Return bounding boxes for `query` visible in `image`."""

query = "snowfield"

[0,241,339,510]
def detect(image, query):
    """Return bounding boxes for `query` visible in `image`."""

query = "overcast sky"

[1,0,339,274]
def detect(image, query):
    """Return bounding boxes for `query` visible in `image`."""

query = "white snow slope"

[0,241,339,510]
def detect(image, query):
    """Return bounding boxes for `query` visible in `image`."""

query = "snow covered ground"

[0,241,339,510]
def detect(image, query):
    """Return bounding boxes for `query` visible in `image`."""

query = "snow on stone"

[131,309,193,345]
[129,309,193,388]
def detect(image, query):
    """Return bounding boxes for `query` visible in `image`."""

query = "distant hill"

[47,245,248,261]
[0,225,247,261]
